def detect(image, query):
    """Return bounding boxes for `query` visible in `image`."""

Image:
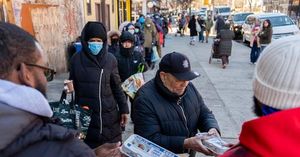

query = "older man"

[0,22,121,156]
[133,52,220,156]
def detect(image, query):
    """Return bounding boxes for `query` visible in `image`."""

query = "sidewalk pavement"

[47,33,256,157]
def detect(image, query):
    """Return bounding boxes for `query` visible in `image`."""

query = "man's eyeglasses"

[24,63,56,82]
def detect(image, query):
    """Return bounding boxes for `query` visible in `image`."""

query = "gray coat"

[0,104,95,157]
[217,29,235,56]
[0,80,95,157]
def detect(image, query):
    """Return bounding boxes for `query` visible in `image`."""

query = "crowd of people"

[175,12,273,69]
[0,9,293,157]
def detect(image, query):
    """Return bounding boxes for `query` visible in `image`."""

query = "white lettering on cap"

[183,59,189,68]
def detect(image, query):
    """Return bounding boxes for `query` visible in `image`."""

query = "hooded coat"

[143,17,157,48]
[107,30,121,55]
[69,22,129,148]
[216,25,235,56]
[0,80,95,157]
[221,107,300,157]
[134,22,145,46]
[215,16,226,35]
[113,32,147,82]
[133,72,220,154]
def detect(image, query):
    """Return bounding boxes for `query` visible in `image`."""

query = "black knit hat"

[83,22,107,42]
[159,52,200,81]
[120,31,135,43]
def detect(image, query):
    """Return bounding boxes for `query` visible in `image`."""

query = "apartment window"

[87,0,92,15]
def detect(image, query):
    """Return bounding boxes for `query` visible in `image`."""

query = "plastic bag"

[151,46,160,63]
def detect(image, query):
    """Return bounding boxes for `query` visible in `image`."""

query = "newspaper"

[121,73,145,99]
[121,134,179,157]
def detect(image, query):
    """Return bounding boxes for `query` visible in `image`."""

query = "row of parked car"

[229,12,300,42]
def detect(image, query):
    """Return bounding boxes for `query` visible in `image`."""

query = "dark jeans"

[145,47,152,66]
[250,42,261,63]
[198,30,204,42]
[260,45,267,52]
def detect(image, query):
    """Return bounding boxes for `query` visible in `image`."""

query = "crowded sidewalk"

[47,32,257,156]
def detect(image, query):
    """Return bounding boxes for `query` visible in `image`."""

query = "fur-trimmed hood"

[107,30,121,46]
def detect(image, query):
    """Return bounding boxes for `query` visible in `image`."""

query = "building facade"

[0,0,84,72]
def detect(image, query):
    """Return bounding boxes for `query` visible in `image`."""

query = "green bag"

[49,91,91,139]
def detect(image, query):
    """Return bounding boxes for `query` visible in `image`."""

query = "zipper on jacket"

[99,69,104,134]
[177,97,190,137]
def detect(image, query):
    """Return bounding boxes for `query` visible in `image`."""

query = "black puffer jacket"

[133,72,220,154]
[113,32,147,82]
[70,22,129,148]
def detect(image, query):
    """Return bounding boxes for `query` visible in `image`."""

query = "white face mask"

[146,24,151,27]
[128,29,135,34]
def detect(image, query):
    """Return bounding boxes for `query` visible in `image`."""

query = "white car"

[242,13,299,43]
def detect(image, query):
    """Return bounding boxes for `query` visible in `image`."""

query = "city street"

[47,33,257,156]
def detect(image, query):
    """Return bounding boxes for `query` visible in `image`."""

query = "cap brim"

[172,71,200,81]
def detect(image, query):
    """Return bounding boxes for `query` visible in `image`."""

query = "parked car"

[213,6,231,21]
[242,13,299,43]
[198,10,207,19]
[231,12,253,37]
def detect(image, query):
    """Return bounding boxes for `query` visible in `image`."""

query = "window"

[87,0,92,15]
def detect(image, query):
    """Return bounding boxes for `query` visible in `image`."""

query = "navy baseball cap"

[159,52,200,81]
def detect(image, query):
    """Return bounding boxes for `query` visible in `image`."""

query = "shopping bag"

[121,72,145,99]
[151,46,160,63]
[196,21,201,32]
[49,91,91,139]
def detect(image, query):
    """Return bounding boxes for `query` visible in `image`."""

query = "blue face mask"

[139,17,145,24]
[88,42,103,55]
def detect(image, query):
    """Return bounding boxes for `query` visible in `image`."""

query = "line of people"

[1,21,300,157]
[176,13,214,44]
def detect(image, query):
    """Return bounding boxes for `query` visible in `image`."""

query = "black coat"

[215,17,226,35]
[133,73,220,154]
[188,18,198,36]
[113,48,147,82]
[70,22,128,148]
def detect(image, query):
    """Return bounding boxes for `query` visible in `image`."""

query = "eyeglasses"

[24,63,56,82]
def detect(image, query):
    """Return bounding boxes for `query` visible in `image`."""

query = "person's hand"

[183,137,217,156]
[208,128,220,137]
[120,114,128,127]
[63,80,74,93]
[94,142,122,157]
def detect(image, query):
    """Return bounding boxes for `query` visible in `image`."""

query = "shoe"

[206,40,208,43]
[222,64,226,69]
[254,62,257,65]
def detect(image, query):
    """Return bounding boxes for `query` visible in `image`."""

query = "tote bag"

[49,91,91,139]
